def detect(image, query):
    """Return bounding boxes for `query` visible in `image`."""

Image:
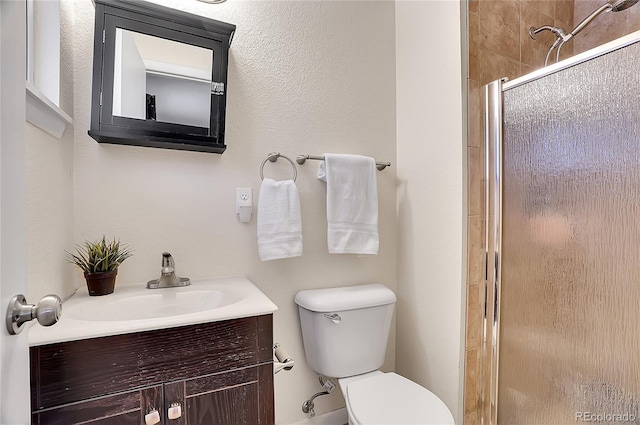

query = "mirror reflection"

[113,28,213,128]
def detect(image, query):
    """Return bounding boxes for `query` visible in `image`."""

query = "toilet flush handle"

[323,313,341,324]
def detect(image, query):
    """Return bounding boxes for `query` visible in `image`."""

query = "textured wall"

[395,1,465,422]
[26,0,76,303]
[67,1,397,424]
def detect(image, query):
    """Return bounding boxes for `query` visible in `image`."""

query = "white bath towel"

[257,178,303,261]
[317,153,379,254]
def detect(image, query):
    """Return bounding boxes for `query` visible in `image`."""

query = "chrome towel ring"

[260,152,298,182]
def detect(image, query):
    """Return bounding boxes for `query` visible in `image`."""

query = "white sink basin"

[29,276,278,346]
[65,288,240,321]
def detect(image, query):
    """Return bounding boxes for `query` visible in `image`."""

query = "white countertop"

[29,275,278,347]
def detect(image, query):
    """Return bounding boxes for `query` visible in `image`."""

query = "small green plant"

[66,236,133,274]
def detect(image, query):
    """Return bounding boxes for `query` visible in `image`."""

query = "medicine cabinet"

[89,0,235,153]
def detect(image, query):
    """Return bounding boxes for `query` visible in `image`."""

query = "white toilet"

[294,283,454,425]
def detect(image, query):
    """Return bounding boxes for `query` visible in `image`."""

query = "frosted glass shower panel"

[499,42,640,423]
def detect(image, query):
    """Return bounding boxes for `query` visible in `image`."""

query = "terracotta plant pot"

[84,270,118,296]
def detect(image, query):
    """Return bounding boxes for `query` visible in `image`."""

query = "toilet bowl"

[294,284,454,425]
[340,372,454,425]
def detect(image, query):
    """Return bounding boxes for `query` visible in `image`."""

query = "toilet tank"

[294,284,396,378]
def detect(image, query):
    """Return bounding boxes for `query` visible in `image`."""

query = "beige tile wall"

[465,1,640,423]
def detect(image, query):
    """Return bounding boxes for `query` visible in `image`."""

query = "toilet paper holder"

[273,343,295,374]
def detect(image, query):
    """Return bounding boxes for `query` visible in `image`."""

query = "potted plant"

[66,236,133,296]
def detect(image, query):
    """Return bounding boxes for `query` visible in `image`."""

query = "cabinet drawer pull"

[144,409,161,425]
[168,402,182,420]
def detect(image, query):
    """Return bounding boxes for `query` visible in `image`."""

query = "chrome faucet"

[147,252,191,289]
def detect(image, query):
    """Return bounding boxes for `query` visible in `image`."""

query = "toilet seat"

[346,372,454,425]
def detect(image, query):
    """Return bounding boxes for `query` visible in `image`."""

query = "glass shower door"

[484,33,640,424]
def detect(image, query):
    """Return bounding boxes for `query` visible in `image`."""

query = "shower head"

[569,0,639,37]
[531,0,639,66]
[610,0,639,11]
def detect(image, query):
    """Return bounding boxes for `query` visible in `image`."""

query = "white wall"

[67,1,397,424]
[32,0,61,106]
[25,123,75,302]
[113,29,146,119]
[25,0,75,303]
[395,0,466,423]
[146,73,210,127]
[131,31,212,76]
[25,1,469,423]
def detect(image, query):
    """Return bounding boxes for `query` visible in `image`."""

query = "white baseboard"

[289,408,348,425]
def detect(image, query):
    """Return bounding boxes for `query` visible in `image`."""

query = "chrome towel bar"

[296,154,391,171]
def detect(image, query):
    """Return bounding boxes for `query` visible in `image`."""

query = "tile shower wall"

[465,0,575,423]
[466,1,640,423]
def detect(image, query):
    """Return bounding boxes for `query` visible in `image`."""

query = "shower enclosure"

[483,31,640,424]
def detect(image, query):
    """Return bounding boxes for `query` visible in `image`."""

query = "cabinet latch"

[211,81,225,96]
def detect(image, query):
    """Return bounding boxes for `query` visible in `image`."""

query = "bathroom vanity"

[29,277,277,425]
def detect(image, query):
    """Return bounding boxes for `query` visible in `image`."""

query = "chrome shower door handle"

[323,313,341,324]
[6,294,62,335]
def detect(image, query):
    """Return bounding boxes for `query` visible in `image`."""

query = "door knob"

[5,294,62,335]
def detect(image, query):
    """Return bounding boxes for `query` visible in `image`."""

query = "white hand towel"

[257,178,303,261]
[317,153,379,254]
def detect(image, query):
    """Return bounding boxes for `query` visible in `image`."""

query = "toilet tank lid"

[294,284,396,312]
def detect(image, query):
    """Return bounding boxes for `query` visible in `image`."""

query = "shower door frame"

[482,29,640,425]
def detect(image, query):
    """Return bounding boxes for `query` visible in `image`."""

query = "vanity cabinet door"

[31,384,163,425]
[164,363,274,425]
[188,381,259,424]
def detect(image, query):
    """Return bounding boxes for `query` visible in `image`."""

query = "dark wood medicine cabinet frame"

[89,0,235,154]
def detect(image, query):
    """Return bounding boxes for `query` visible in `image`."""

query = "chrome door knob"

[6,294,62,335]
[34,294,62,326]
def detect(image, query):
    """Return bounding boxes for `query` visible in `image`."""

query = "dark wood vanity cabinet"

[30,315,274,425]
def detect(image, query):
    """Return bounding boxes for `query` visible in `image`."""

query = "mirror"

[89,0,235,154]
[113,29,213,128]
